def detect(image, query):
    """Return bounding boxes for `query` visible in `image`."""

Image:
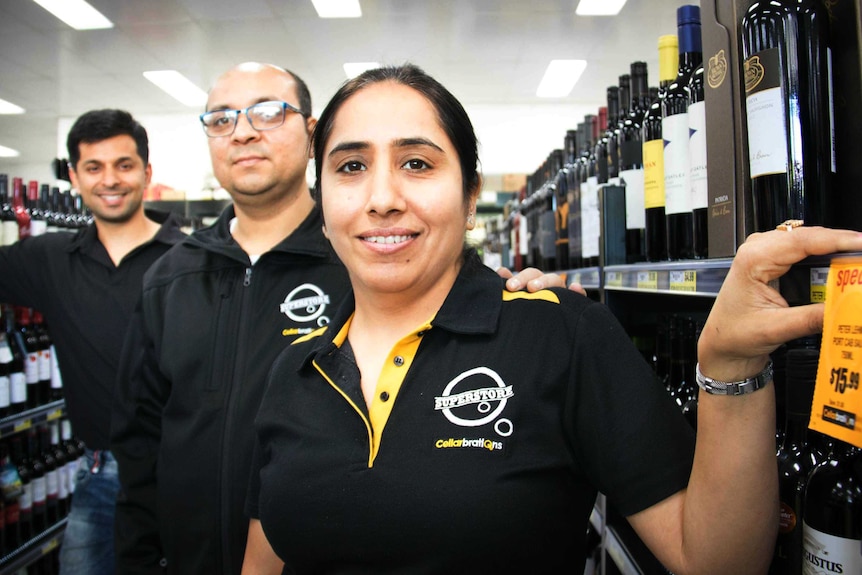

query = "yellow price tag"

[14,419,32,433]
[46,409,63,421]
[606,271,623,288]
[810,267,829,303]
[669,270,697,292]
[636,271,658,290]
[810,259,862,446]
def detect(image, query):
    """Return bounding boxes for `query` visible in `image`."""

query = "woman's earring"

[467,213,475,228]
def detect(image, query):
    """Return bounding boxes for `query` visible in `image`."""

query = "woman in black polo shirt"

[242,64,862,575]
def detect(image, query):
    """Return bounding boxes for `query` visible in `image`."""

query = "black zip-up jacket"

[0,210,185,449]
[111,204,350,575]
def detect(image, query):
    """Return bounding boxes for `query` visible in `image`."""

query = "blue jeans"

[59,449,120,575]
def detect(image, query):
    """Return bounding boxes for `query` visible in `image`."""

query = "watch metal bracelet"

[695,360,774,396]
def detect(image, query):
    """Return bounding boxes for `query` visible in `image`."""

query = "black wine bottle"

[643,35,678,262]
[803,441,862,574]
[662,6,701,261]
[11,435,32,545]
[621,62,649,264]
[0,174,18,246]
[39,425,58,527]
[740,0,834,232]
[5,306,28,415]
[48,421,69,519]
[16,308,40,410]
[27,183,47,237]
[613,74,630,183]
[579,117,600,268]
[0,307,13,419]
[770,348,821,575]
[601,87,620,184]
[26,428,46,535]
[688,60,708,259]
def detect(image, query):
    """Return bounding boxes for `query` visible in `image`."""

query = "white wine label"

[744,48,788,178]
[581,178,599,259]
[688,101,708,210]
[1,221,18,246]
[662,113,690,215]
[0,375,9,409]
[30,220,47,236]
[10,373,25,404]
[620,168,646,229]
[803,521,862,574]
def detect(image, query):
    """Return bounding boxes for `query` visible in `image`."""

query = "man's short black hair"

[283,67,312,117]
[67,109,149,169]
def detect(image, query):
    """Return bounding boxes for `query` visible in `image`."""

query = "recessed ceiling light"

[536,60,588,98]
[30,0,113,30]
[0,98,25,115]
[0,145,20,158]
[576,0,627,16]
[311,0,362,18]
[343,62,380,79]
[143,71,208,107]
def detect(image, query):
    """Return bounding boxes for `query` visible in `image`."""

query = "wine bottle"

[539,151,560,273]
[620,62,649,264]
[770,348,821,575]
[580,115,600,268]
[0,174,18,246]
[26,428,46,535]
[27,182,47,237]
[740,0,833,232]
[0,439,22,552]
[803,441,862,574]
[16,308,40,410]
[688,60,708,259]
[662,6,701,261]
[613,74,630,183]
[48,421,69,519]
[595,106,610,185]
[555,134,573,271]
[11,435,32,545]
[602,87,620,184]
[60,419,81,504]
[32,311,52,407]
[643,35,678,262]
[4,306,28,415]
[39,425,58,528]
[0,308,13,419]
[565,129,583,269]
[11,177,30,241]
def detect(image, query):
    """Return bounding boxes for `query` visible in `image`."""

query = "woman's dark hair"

[311,64,481,203]
[66,109,149,169]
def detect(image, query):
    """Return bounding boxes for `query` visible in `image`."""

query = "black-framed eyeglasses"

[199,101,305,137]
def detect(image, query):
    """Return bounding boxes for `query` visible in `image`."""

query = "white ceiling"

[0,0,694,185]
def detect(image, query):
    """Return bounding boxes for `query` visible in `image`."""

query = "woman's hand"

[497,266,587,295]
[698,226,862,382]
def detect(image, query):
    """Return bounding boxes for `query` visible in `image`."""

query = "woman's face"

[320,81,476,298]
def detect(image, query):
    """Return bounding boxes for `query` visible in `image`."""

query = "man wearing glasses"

[111,62,566,575]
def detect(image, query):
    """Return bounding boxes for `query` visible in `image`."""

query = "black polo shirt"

[0,210,185,448]
[248,255,695,574]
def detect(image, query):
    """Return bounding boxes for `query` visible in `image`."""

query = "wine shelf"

[0,519,65,574]
[0,400,65,440]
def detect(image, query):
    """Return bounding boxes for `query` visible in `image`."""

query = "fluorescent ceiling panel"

[343,62,380,79]
[311,0,362,18]
[30,0,113,30]
[0,98,25,115]
[0,145,20,158]
[575,0,627,16]
[536,60,588,98]
[143,71,208,107]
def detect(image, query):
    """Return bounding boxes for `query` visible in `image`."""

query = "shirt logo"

[279,283,331,326]
[434,366,514,438]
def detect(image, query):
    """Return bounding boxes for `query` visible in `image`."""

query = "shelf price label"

[810,259,862,447]
[636,271,658,290]
[605,271,623,288]
[810,267,829,302]
[669,270,697,292]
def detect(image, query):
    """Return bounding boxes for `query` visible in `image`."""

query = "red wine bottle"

[621,62,649,264]
[48,421,69,519]
[0,309,13,419]
[5,306,28,415]
[643,35,677,262]
[803,440,862,574]
[39,425,58,527]
[27,182,47,237]
[740,0,834,232]
[10,435,32,545]
[770,348,821,575]
[0,174,18,246]
[16,307,40,410]
[25,428,46,535]
[662,6,701,261]
[565,129,583,269]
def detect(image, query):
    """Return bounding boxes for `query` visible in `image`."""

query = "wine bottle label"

[32,476,46,503]
[744,48,788,178]
[803,521,862,574]
[30,220,47,236]
[1,221,18,246]
[778,501,798,533]
[662,113,690,215]
[46,469,58,496]
[581,178,600,259]
[58,468,68,500]
[19,485,32,511]
[38,349,50,381]
[688,101,708,210]
[518,217,528,258]
[643,139,665,209]
[0,343,12,363]
[25,352,38,383]
[0,375,9,409]
[11,372,26,403]
[620,169,646,229]
[50,344,63,389]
